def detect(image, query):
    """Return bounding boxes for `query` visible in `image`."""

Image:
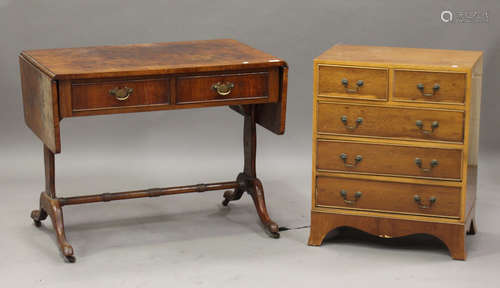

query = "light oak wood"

[318,65,388,100]
[317,101,464,142]
[310,44,482,260]
[308,211,468,260]
[468,58,483,166]
[315,44,482,70]
[316,140,462,180]
[393,70,466,104]
[316,175,461,218]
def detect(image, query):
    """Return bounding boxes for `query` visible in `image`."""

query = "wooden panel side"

[254,66,287,134]
[312,63,319,209]
[19,56,60,153]
[468,57,482,166]
[465,56,482,217]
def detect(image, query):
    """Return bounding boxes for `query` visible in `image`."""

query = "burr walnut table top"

[20,39,286,79]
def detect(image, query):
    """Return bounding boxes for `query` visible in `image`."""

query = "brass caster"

[268,231,280,239]
[64,255,76,263]
[62,244,75,263]
[222,190,235,206]
[265,222,280,239]
[31,209,47,228]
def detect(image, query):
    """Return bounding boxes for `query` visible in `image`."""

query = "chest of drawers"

[308,45,482,260]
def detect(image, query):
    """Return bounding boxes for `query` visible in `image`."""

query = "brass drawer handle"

[414,195,437,209]
[340,190,362,205]
[340,153,362,168]
[415,158,439,172]
[109,86,133,101]
[417,83,440,97]
[212,81,234,96]
[415,120,439,135]
[341,115,363,131]
[341,78,364,93]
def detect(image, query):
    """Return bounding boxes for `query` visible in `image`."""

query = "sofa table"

[19,39,288,262]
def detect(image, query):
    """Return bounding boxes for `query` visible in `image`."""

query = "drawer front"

[318,65,388,100]
[316,176,461,218]
[316,140,462,180]
[175,70,274,104]
[317,102,464,142]
[394,70,466,104]
[72,78,170,111]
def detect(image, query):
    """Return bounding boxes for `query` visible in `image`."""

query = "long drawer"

[315,176,461,218]
[317,102,464,142]
[316,140,462,180]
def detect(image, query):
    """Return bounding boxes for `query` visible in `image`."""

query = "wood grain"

[316,176,461,218]
[22,39,288,261]
[394,70,466,104]
[317,102,464,142]
[311,44,481,260]
[308,211,468,260]
[176,70,271,104]
[316,140,462,180]
[20,39,286,79]
[71,77,170,111]
[229,65,287,135]
[318,65,388,100]
[316,44,482,70]
[254,66,288,134]
[19,56,60,153]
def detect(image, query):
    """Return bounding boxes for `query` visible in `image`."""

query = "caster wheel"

[33,220,42,227]
[64,255,76,263]
[222,190,232,206]
[269,231,280,239]
[265,222,280,239]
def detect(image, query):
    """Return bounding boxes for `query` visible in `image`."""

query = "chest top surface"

[20,39,286,80]
[315,44,482,70]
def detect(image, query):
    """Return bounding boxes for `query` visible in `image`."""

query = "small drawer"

[318,65,388,100]
[315,176,461,218]
[394,70,466,104]
[317,102,464,142]
[316,140,462,180]
[71,78,170,111]
[175,70,275,105]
